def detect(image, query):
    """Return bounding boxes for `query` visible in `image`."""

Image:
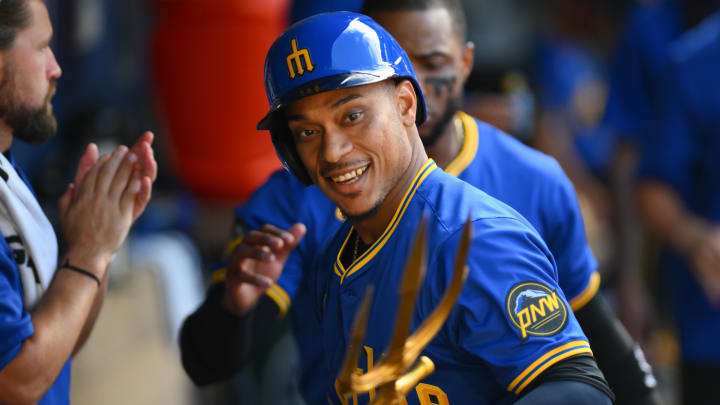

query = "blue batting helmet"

[257,11,427,185]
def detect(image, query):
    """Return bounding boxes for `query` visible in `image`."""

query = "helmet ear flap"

[269,117,313,186]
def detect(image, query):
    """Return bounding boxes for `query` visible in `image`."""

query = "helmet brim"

[257,72,426,130]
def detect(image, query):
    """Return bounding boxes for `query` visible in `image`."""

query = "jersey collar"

[334,159,437,284]
[444,111,479,177]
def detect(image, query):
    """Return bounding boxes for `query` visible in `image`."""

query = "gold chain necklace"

[353,232,361,262]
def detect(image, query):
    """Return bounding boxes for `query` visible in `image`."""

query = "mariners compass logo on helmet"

[506,282,568,339]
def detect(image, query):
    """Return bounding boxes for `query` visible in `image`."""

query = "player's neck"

[0,121,13,152]
[353,138,428,245]
[425,115,463,170]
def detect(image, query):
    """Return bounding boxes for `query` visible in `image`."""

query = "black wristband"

[61,258,101,286]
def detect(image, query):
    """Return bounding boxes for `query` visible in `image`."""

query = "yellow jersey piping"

[507,340,592,394]
[223,236,244,259]
[569,271,601,311]
[264,283,291,319]
[334,159,437,284]
[444,111,479,176]
[211,268,227,286]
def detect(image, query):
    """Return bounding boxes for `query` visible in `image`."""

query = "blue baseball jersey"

[603,0,683,145]
[638,12,720,362]
[451,112,598,308]
[0,151,71,405]
[227,113,598,403]
[312,160,592,404]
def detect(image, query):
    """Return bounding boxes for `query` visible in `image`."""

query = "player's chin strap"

[336,217,471,405]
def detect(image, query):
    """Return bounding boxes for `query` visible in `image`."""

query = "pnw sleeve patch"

[506,282,568,339]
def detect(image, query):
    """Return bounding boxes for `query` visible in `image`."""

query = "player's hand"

[688,227,720,306]
[222,223,306,316]
[129,131,157,184]
[59,146,146,279]
[72,131,156,221]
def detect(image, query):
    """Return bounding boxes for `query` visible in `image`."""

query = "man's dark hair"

[0,0,32,50]
[361,0,467,41]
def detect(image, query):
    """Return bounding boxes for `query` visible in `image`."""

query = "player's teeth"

[332,166,368,183]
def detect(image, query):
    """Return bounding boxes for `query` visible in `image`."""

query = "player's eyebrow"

[37,30,54,48]
[416,51,450,59]
[286,113,306,123]
[331,93,363,108]
[287,94,363,122]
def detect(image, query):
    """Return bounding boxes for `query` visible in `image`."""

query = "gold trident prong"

[336,217,471,405]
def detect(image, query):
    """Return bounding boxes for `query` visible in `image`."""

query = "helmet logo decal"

[286,38,315,79]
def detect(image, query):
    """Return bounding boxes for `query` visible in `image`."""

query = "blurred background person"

[601,2,718,402]
[4,1,209,404]
[603,0,718,336]
[0,0,156,403]
[636,10,720,404]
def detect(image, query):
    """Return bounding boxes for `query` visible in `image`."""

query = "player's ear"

[461,41,475,82]
[394,79,417,127]
[0,53,6,84]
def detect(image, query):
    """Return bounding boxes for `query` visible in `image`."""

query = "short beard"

[421,94,463,149]
[0,65,57,145]
[341,199,383,223]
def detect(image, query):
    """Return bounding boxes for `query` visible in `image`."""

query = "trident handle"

[336,218,472,405]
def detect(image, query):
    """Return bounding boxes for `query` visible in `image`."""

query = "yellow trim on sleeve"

[265,284,291,319]
[213,268,290,319]
[223,236,244,259]
[334,160,437,284]
[271,283,291,306]
[444,111,479,177]
[507,340,592,393]
[569,271,601,311]
[210,268,227,286]
[515,347,594,394]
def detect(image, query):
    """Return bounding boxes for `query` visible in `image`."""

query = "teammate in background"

[603,0,718,343]
[637,12,720,404]
[264,11,612,403]
[0,1,157,404]
[181,1,659,404]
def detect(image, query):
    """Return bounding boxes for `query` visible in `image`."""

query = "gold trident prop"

[336,218,471,405]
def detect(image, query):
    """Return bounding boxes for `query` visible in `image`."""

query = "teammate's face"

[371,8,473,146]
[0,0,62,144]
[287,80,417,220]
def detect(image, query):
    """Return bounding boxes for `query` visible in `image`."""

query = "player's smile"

[321,161,373,205]
[327,163,370,185]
